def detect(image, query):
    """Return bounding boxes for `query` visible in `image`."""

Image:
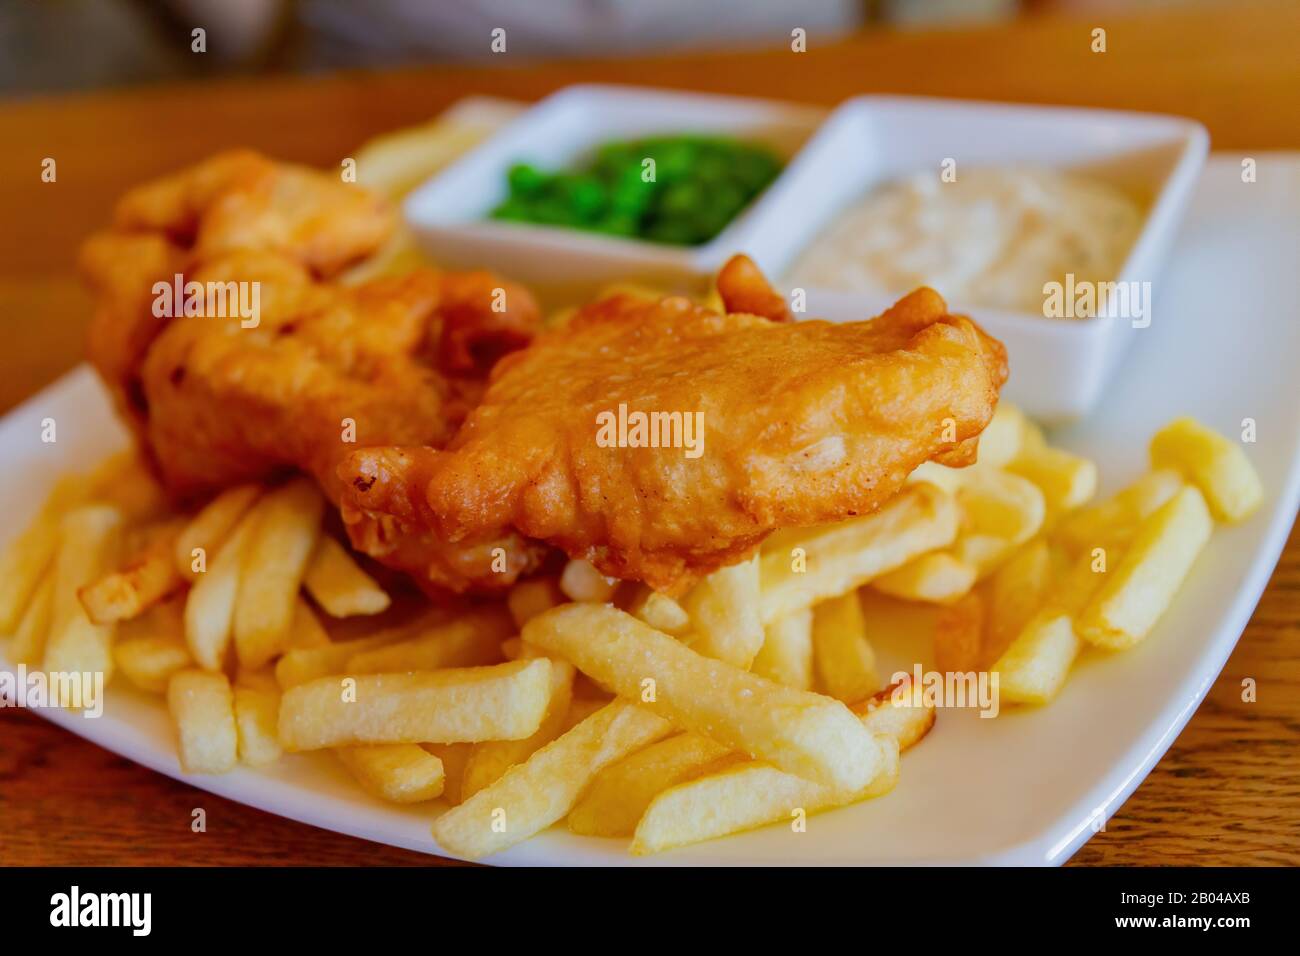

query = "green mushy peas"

[489,134,783,246]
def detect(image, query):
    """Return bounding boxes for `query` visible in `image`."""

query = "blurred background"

[2,0,1226,96]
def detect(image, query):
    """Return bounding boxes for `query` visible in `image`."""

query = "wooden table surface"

[1,1,1296,866]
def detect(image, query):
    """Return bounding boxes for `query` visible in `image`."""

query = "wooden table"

[1,1,1296,866]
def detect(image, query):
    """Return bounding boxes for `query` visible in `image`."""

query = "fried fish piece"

[82,151,547,592]
[341,258,1008,593]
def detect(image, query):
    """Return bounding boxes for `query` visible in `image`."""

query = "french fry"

[235,479,325,669]
[184,505,260,671]
[979,539,1055,667]
[812,592,879,702]
[273,612,443,689]
[422,743,473,805]
[174,484,261,580]
[7,569,54,665]
[630,740,899,856]
[79,519,185,624]
[990,610,1079,704]
[523,604,889,792]
[233,686,282,766]
[506,577,564,629]
[567,732,731,838]
[681,555,763,667]
[354,111,503,199]
[432,701,672,859]
[872,551,977,605]
[1076,485,1213,650]
[337,745,446,803]
[115,597,192,694]
[1055,468,1184,554]
[461,660,576,801]
[289,597,331,649]
[629,676,938,854]
[977,402,1031,468]
[933,591,984,675]
[167,669,238,773]
[43,506,123,700]
[559,558,619,603]
[946,469,1046,579]
[760,483,959,623]
[278,658,555,750]
[1056,545,1117,617]
[948,534,1016,578]
[851,679,938,751]
[1149,417,1263,522]
[344,608,511,673]
[752,607,814,690]
[0,473,87,632]
[957,469,1045,547]
[1007,446,1098,518]
[116,633,193,694]
[626,587,690,636]
[303,534,390,617]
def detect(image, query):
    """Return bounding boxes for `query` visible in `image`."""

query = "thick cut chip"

[523,604,888,793]
[303,534,391,617]
[233,686,282,766]
[1076,485,1213,650]
[630,740,899,856]
[337,744,445,803]
[1149,417,1263,522]
[872,551,977,605]
[44,506,123,701]
[431,701,672,859]
[277,658,555,750]
[812,592,879,702]
[567,732,732,838]
[167,669,238,773]
[234,478,325,669]
[461,660,575,801]
[752,607,814,690]
[681,556,763,667]
[760,483,959,623]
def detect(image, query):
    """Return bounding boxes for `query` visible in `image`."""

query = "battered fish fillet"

[82,150,548,591]
[341,257,1008,593]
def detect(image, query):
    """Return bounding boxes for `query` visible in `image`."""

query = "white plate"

[2,154,1297,866]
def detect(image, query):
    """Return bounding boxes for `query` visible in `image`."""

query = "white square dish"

[402,84,825,300]
[740,95,1208,422]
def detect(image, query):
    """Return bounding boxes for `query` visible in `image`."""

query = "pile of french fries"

[0,408,1261,859]
[3,117,1266,860]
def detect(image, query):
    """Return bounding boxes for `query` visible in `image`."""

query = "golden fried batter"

[82,151,547,592]
[342,260,1008,593]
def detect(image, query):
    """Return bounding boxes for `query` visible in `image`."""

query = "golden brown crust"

[81,151,545,593]
[341,261,1008,593]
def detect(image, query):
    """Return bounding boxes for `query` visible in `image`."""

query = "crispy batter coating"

[82,151,547,592]
[342,261,1008,593]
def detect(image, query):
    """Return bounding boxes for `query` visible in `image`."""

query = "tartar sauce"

[786,167,1143,313]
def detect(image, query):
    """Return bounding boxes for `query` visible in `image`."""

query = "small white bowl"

[403,84,825,300]
[742,96,1208,422]
[405,88,1207,422]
